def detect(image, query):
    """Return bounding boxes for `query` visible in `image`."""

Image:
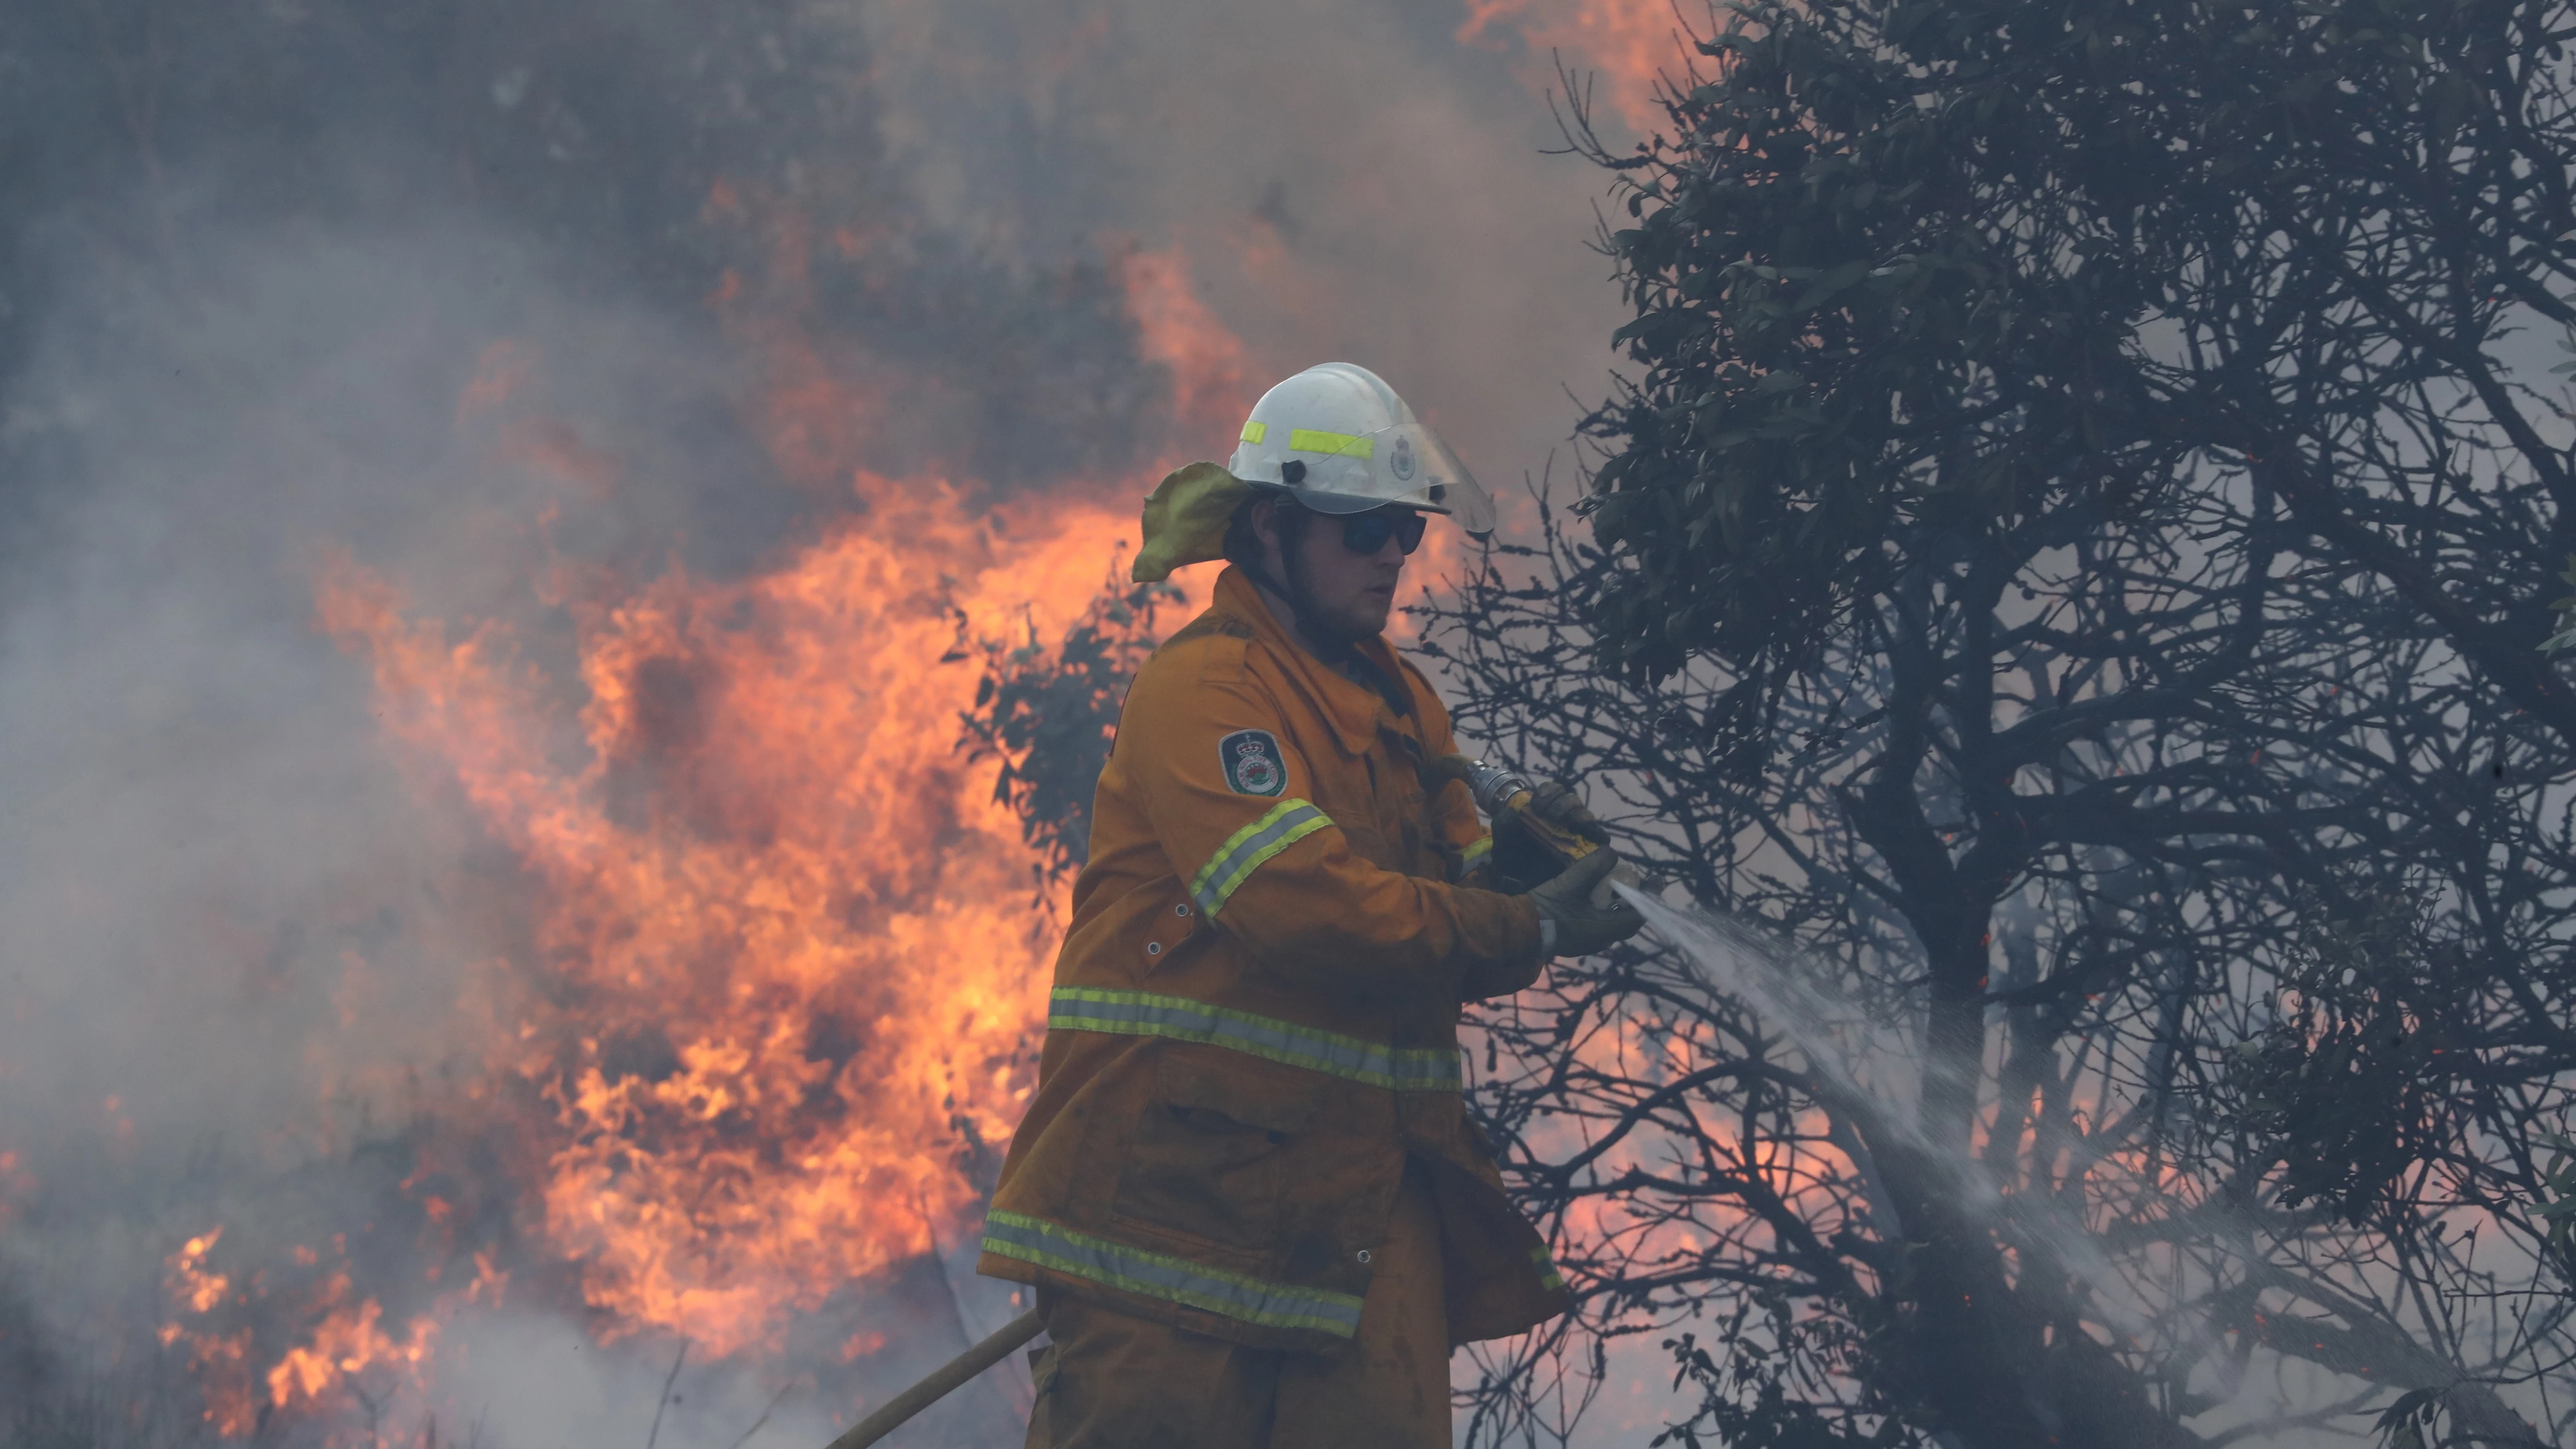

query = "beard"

[1282,538,1390,647]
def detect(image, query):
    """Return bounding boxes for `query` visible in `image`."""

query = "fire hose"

[823,1308,1043,1449]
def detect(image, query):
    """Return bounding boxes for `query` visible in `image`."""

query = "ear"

[1249,495,1284,553]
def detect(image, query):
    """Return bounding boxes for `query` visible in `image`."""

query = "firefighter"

[975,362,1644,1448]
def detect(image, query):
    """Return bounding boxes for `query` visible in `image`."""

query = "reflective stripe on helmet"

[1189,798,1332,917]
[1288,427,1373,459]
[982,1210,1366,1337]
[1240,420,1267,444]
[1047,987,1463,1092]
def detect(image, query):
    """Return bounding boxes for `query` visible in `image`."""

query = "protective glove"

[1522,846,1647,959]
[1489,778,1614,893]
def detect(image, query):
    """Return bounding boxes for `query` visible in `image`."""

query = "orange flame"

[1117,246,1257,446]
[159,1228,259,1434]
[163,1224,520,1438]
[166,1227,233,1315]
[1457,0,1696,136]
[318,468,1177,1358]
[0,1150,26,1229]
[157,185,1248,1429]
[266,1274,438,1412]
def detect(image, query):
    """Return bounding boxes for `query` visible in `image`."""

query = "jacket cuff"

[1460,893,1548,1001]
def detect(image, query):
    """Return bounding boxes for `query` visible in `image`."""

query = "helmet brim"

[1240,423,1497,537]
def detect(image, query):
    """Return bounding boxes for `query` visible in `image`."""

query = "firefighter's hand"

[1524,847,1646,959]
[1497,777,1612,847]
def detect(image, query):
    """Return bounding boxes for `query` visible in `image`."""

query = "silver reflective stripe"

[982,1210,1365,1337]
[1531,1244,1567,1292]
[1189,799,1333,917]
[1050,988,1461,1092]
[1458,833,1493,877]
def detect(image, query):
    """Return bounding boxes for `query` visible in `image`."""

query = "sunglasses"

[1336,509,1428,556]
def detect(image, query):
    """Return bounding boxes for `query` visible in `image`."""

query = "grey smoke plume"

[849,0,1632,481]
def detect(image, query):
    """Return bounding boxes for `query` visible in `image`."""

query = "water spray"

[1611,884,2174,1347]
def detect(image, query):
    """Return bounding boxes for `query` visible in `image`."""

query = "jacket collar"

[1211,565,1415,757]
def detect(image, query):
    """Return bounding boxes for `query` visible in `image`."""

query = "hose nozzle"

[1428,754,1542,819]
[1430,754,1605,869]
[1431,752,1660,905]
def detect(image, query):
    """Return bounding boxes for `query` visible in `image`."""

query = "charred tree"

[1422,0,2576,1442]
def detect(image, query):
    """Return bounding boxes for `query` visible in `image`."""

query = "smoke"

[0,209,917,1444]
[850,0,1634,491]
[0,0,1641,1443]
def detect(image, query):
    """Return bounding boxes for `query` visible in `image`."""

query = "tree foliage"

[1419,0,2576,1442]
[963,569,1184,888]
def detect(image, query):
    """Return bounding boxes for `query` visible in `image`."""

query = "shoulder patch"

[1218,729,1288,797]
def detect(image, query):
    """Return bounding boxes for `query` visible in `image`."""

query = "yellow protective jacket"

[976,566,1570,1352]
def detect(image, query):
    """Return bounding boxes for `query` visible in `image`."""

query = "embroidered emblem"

[1219,729,1287,797]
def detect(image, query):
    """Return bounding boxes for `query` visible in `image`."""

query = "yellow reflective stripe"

[1240,420,1268,444]
[983,1211,1364,1337]
[1050,987,1463,1091]
[1188,799,1332,917]
[1459,833,1493,877]
[1531,1245,1566,1292]
[1288,427,1373,459]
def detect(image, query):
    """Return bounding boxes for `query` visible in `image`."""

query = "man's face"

[1254,497,1412,645]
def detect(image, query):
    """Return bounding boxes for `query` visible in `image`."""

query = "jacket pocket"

[1110,1046,1325,1250]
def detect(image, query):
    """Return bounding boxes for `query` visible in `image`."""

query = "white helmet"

[1227,362,1497,536]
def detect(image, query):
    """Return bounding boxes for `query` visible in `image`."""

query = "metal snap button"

[1174,903,1191,916]
[1145,942,1162,956]
[1355,1249,1372,1265]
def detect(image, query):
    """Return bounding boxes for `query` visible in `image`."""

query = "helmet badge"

[1389,435,1417,483]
